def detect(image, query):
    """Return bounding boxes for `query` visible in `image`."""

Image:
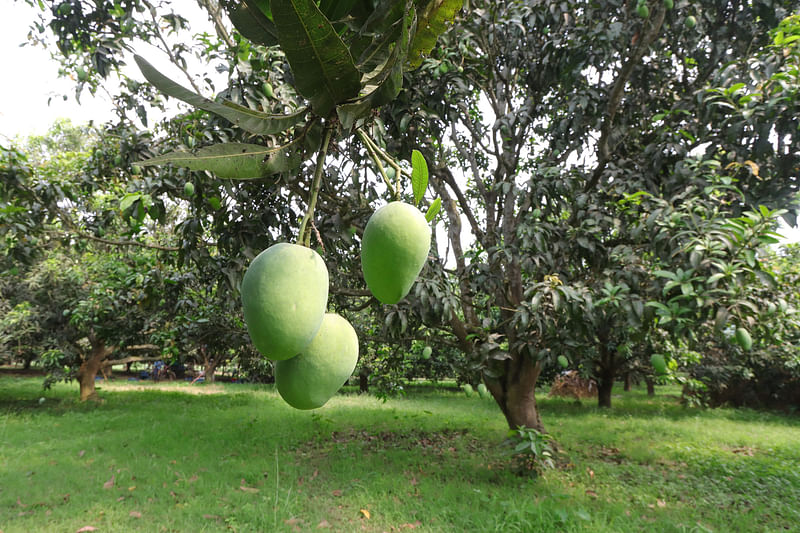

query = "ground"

[1,376,798,532]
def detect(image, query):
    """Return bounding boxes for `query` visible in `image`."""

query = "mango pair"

[241,201,430,409]
[241,243,357,410]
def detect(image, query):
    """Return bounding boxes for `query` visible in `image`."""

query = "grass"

[1,376,799,532]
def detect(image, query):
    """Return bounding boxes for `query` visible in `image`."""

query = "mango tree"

[378,0,799,417]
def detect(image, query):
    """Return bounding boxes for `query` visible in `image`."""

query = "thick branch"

[435,167,485,244]
[585,6,666,192]
[430,177,479,327]
[196,0,235,48]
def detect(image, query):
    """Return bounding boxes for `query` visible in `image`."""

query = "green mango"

[735,327,753,351]
[651,353,667,375]
[685,15,697,29]
[477,383,489,399]
[637,2,649,18]
[361,202,431,304]
[183,182,195,197]
[241,243,329,360]
[263,82,274,98]
[663,0,673,9]
[557,355,569,368]
[275,313,359,410]
[462,384,474,397]
[422,346,432,359]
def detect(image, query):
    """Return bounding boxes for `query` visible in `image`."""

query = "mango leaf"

[317,0,361,22]
[407,0,464,68]
[270,0,361,116]
[138,142,303,180]
[120,193,141,212]
[134,55,306,135]
[411,149,428,206]
[227,0,279,46]
[337,4,414,129]
[425,197,442,222]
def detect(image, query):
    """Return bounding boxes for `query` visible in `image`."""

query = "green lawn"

[1,376,798,532]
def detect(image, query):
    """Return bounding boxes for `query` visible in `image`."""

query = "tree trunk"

[359,369,369,393]
[597,375,614,408]
[596,334,616,408]
[645,376,655,396]
[204,357,217,383]
[485,355,545,432]
[623,372,631,392]
[78,336,113,401]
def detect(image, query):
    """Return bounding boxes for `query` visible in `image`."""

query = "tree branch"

[142,0,204,94]
[46,229,180,252]
[585,6,666,192]
[195,0,235,48]
[435,167,485,244]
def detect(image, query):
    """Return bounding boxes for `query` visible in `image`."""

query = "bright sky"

[0,3,116,140]
[2,2,798,244]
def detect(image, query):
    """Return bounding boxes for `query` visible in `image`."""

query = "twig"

[142,0,204,94]
[298,125,334,247]
[356,129,399,199]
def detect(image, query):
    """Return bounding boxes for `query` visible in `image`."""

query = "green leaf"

[336,3,414,130]
[119,193,140,212]
[411,149,428,206]
[317,0,360,22]
[407,0,464,68]
[134,55,306,135]
[138,142,303,180]
[425,197,442,222]
[271,0,361,116]
[227,0,279,46]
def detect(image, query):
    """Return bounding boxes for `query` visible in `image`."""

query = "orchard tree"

[16,0,800,432]
[379,0,800,416]
[1,121,188,399]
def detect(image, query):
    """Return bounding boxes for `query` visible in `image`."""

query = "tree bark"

[596,330,616,408]
[78,335,113,401]
[204,357,218,383]
[645,376,655,397]
[359,369,369,393]
[623,372,631,392]
[597,373,614,408]
[485,355,545,432]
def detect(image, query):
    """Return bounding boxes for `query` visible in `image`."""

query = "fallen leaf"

[203,514,220,520]
[284,518,302,525]
[16,497,26,507]
[317,520,331,528]
[360,509,371,519]
[128,486,136,491]
[129,511,142,518]
[400,521,422,529]
[116,497,125,502]
[657,499,667,508]
[76,527,97,532]
[409,477,418,486]
[585,490,598,499]
[103,475,115,490]
[311,469,319,480]
[331,490,342,497]
[240,486,259,493]
[188,475,198,483]
[587,468,594,479]
[78,450,86,458]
